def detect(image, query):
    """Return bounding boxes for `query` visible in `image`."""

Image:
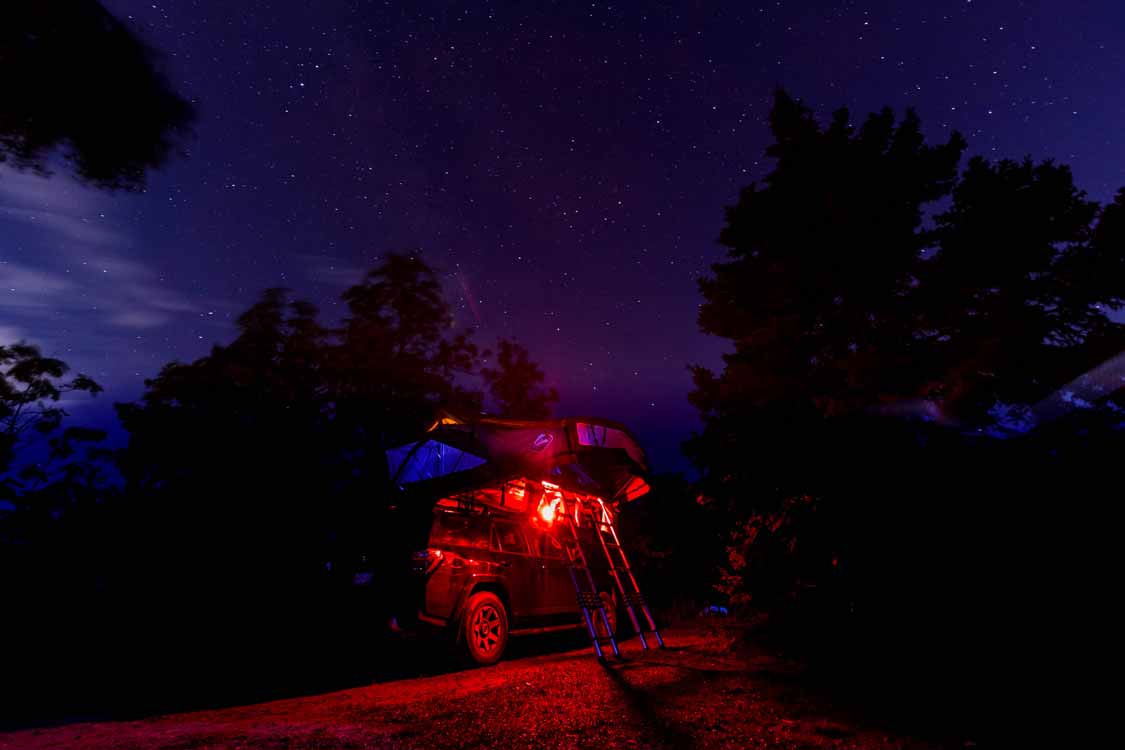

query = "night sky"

[3,0,1125,472]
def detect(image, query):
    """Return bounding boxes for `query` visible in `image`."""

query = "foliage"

[0,1,194,189]
[689,90,1125,509]
[110,253,554,605]
[0,342,103,487]
[481,338,559,419]
[689,92,1125,738]
[331,253,481,458]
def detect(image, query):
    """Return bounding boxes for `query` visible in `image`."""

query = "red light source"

[539,500,557,523]
[537,480,564,527]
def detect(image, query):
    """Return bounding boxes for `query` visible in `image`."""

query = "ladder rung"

[623,591,647,607]
[576,591,605,609]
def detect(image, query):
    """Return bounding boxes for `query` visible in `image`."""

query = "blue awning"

[387,439,487,485]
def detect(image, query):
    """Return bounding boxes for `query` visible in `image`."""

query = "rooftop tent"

[386,412,651,503]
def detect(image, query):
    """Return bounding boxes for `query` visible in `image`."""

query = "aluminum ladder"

[587,498,665,651]
[561,513,621,661]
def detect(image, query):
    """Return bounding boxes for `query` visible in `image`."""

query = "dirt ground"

[1,622,967,750]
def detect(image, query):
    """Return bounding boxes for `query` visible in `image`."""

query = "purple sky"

[2,1,1124,472]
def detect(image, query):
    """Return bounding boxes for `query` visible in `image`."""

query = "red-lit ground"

[1,623,953,750]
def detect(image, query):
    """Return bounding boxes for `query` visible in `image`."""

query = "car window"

[490,521,528,554]
[537,530,565,559]
[430,512,488,549]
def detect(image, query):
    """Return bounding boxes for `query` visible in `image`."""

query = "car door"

[489,518,537,622]
[532,526,577,615]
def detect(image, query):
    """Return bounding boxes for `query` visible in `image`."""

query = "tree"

[689,90,1125,503]
[113,255,482,590]
[0,1,194,189]
[921,159,1125,418]
[114,288,334,578]
[694,90,965,422]
[330,253,481,453]
[1,342,102,478]
[0,342,107,580]
[481,338,558,420]
[687,93,1125,733]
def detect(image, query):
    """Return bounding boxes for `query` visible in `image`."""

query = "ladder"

[588,498,665,651]
[560,514,621,661]
[560,496,664,659]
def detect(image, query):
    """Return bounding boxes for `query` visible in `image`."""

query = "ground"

[1,622,958,750]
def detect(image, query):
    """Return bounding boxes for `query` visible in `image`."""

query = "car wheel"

[592,591,618,639]
[463,591,508,665]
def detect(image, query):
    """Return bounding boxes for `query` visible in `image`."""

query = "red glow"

[539,501,557,523]
[536,481,564,527]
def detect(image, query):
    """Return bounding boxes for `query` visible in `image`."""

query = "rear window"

[490,520,529,554]
[430,511,488,549]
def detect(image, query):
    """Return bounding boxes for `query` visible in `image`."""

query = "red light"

[536,481,563,527]
[539,501,557,523]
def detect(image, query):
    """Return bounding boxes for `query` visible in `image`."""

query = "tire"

[462,591,508,665]
[592,591,618,640]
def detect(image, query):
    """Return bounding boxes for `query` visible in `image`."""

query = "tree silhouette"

[114,288,333,588]
[688,92,1125,735]
[1,342,102,478]
[1,342,107,625]
[689,90,1125,504]
[0,1,194,189]
[694,90,966,423]
[481,338,558,419]
[921,158,1125,418]
[111,255,488,607]
[330,253,481,462]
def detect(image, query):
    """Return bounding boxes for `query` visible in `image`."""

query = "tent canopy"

[386,412,650,503]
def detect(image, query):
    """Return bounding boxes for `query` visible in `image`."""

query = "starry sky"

[3,0,1125,473]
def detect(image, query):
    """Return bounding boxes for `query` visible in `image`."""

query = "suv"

[406,505,618,664]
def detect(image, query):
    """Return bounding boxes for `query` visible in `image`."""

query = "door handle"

[496,560,512,568]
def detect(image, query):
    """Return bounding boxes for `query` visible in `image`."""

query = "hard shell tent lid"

[386,412,650,503]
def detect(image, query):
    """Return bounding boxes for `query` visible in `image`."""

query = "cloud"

[0,167,234,399]
[294,252,368,288]
[0,166,121,217]
[0,206,128,247]
[0,168,205,334]
[108,309,171,328]
[0,261,74,298]
[0,324,23,345]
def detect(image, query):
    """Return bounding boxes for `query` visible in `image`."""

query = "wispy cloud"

[0,324,24,345]
[0,206,128,247]
[0,168,206,334]
[294,252,368,288]
[0,167,231,396]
